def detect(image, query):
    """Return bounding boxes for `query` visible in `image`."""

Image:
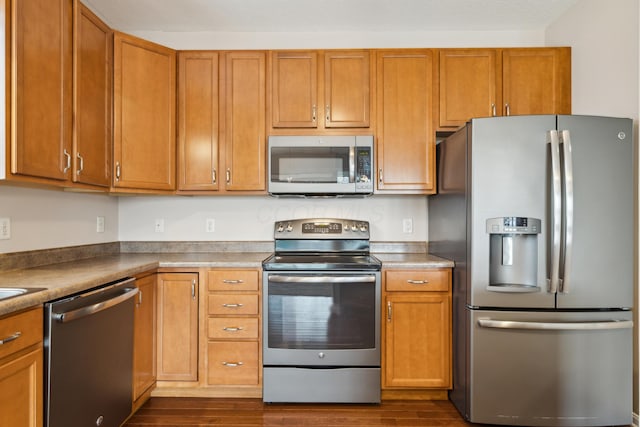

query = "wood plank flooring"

[123,398,474,426]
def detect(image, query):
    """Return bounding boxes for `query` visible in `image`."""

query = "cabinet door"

[0,347,43,427]
[271,51,318,128]
[502,48,571,116]
[113,32,176,191]
[376,50,435,193]
[438,49,499,128]
[222,52,266,192]
[133,274,157,401]
[324,50,371,128]
[11,0,72,181]
[384,294,451,388]
[157,273,198,381]
[73,3,112,187]
[177,51,220,191]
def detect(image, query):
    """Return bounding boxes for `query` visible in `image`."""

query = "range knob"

[285,223,293,232]
[351,224,357,231]
[276,223,284,233]
[359,223,368,232]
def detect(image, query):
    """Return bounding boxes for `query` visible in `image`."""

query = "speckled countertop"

[0,248,453,317]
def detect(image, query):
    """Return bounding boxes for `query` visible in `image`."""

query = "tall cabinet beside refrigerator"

[429,115,634,427]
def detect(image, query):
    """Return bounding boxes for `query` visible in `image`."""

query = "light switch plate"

[0,218,10,239]
[154,219,165,233]
[96,216,105,233]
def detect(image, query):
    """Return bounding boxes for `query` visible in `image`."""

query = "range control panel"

[275,218,370,239]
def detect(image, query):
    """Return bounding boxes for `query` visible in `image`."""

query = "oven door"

[263,271,380,366]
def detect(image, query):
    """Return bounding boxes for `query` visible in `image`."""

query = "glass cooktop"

[262,253,382,271]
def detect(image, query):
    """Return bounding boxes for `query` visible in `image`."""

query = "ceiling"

[83,0,579,33]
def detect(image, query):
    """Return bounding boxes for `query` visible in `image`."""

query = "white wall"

[0,186,119,253]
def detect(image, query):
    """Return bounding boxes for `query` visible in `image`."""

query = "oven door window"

[267,274,376,350]
[270,146,352,184]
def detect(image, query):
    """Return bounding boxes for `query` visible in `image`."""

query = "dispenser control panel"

[486,217,541,234]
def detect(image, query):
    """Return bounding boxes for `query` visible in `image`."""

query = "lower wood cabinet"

[133,272,157,409]
[205,269,261,394]
[156,272,199,383]
[382,269,452,399]
[0,307,43,427]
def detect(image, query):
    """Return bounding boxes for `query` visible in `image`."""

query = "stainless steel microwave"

[268,135,374,196]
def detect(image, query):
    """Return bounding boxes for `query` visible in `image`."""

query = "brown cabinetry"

[156,272,199,382]
[73,2,112,188]
[269,50,372,131]
[383,269,451,398]
[113,32,176,192]
[205,269,261,393]
[376,50,436,194]
[0,307,43,427]
[7,0,72,184]
[437,47,571,129]
[133,273,157,408]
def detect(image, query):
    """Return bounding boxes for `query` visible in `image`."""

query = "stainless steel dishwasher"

[44,277,138,427]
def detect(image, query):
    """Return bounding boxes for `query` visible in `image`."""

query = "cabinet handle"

[223,279,244,285]
[0,331,21,345]
[115,162,121,181]
[212,168,217,184]
[387,301,392,321]
[191,280,196,299]
[407,279,429,285]
[505,103,511,116]
[222,326,244,332]
[325,105,330,122]
[378,168,383,184]
[137,290,143,306]
[491,103,497,117]
[76,153,84,175]
[222,303,244,308]
[226,168,231,184]
[63,149,71,173]
[222,361,244,367]
[312,104,317,123]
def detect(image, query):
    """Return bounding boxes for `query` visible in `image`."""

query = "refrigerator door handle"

[547,130,562,294]
[559,130,574,293]
[477,318,633,331]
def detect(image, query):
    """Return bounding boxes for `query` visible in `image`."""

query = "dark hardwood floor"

[124,397,474,426]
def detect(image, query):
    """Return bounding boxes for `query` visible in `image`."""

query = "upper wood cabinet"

[177,51,220,191]
[220,51,266,192]
[269,50,373,131]
[113,32,176,192]
[73,2,112,188]
[7,0,73,183]
[437,47,571,129]
[376,50,436,194]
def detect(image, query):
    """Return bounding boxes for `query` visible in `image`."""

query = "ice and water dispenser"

[486,217,541,289]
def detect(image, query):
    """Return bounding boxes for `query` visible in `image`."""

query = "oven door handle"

[268,275,377,284]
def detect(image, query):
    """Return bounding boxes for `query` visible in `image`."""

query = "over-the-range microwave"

[268,135,374,196]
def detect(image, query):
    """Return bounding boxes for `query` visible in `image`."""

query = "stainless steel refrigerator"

[429,115,634,427]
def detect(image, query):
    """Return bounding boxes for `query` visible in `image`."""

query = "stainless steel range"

[262,218,382,403]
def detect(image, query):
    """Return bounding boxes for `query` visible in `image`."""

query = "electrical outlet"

[96,216,105,233]
[206,218,215,233]
[402,218,413,233]
[0,218,10,240]
[154,219,165,233]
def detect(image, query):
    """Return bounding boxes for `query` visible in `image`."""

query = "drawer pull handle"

[222,326,244,332]
[0,331,21,345]
[222,303,244,308]
[222,361,244,367]
[407,279,429,285]
[223,279,244,285]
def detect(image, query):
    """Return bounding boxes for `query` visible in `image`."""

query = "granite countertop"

[0,250,453,317]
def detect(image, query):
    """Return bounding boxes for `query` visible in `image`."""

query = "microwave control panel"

[355,146,373,192]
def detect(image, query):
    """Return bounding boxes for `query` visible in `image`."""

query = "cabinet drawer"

[207,341,259,385]
[208,317,259,340]
[208,270,259,292]
[0,307,43,360]
[208,294,259,315]
[385,269,451,292]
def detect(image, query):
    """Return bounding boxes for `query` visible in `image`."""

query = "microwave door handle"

[349,146,355,183]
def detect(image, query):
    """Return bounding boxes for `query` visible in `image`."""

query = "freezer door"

[469,309,632,426]
[556,115,633,309]
[469,116,556,308]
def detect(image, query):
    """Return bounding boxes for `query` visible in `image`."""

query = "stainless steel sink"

[0,287,45,301]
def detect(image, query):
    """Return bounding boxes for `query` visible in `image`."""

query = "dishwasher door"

[44,278,138,427]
